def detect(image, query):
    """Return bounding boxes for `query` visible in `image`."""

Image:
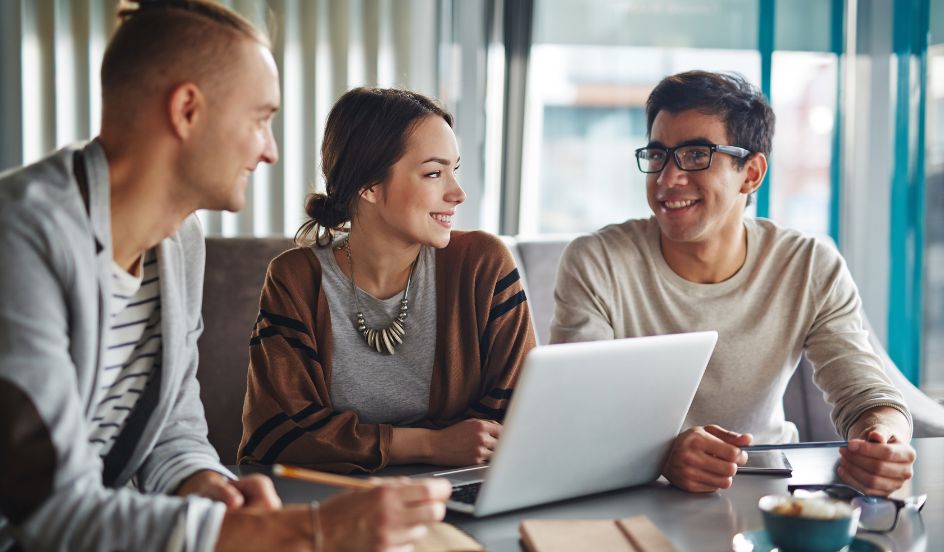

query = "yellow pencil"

[272,464,378,490]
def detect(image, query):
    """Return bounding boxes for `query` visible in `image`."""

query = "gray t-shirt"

[313,238,436,425]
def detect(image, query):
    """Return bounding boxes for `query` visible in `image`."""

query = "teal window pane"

[533,0,758,50]
[932,0,944,45]
[775,0,833,52]
[534,104,649,233]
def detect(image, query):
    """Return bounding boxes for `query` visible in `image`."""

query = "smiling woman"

[238,87,537,473]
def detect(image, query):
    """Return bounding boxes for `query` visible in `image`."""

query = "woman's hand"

[390,419,502,466]
[428,419,502,466]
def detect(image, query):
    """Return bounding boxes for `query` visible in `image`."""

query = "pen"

[742,440,849,452]
[272,464,378,490]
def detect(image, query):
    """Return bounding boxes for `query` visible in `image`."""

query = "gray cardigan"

[0,141,227,551]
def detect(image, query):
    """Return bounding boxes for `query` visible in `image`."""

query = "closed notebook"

[415,522,484,552]
[519,516,678,552]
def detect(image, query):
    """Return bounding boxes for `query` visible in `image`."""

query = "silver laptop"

[427,331,717,516]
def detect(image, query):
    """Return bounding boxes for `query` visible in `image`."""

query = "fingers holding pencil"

[273,464,452,552]
[272,463,451,501]
[323,481,450,551]
[273,464,376,489]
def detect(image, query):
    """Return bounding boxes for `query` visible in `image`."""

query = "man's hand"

[429,419,502,466]
[662,425,752,493]
[176,470,281,510]
[838,406,916,496]
[319,478,452,552]
[214,478,451,552]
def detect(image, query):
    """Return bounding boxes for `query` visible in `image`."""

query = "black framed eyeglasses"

[634,144,751,173]
[788,484,927,533]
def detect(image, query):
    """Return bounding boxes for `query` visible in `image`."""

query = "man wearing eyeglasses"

[550,70,916,496]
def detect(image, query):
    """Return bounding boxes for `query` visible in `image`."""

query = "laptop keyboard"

[450,482,482,505]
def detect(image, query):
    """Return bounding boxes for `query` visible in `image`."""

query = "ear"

[358,182,383,205]
[740,152,768,196]
[167,82,204,140]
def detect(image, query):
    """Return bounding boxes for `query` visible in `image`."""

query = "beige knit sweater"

[550,217,909,443]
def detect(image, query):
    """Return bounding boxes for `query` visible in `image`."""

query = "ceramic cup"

[758,494,861,552]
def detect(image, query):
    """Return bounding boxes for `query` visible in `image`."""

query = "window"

[768,52,837,236]
[923,1,944,392]
[521,0,761,235]
[521,44,758,235]
[521,0,837,237]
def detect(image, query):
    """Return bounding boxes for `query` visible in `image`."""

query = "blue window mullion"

[888,0,929,385]
[756,0,775,219]
[829,0,844,247]
[911,1,928,385]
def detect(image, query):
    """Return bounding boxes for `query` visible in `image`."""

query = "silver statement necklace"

[342,239,417,355]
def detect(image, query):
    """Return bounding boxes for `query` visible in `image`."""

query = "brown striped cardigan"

[238,231,537,473]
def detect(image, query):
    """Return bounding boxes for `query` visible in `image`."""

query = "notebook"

[520,516,679,552]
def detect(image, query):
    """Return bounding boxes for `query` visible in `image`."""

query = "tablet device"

[738,450,793,476]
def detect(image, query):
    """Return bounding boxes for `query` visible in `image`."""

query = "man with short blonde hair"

[0,2,448,550]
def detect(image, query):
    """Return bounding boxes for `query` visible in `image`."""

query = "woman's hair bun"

[295,191,349,247]
[304,193,345,228]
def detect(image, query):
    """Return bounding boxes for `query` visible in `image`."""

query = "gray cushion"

[514,237,573,345]
[197,238,294,462]
[786,357,841,441]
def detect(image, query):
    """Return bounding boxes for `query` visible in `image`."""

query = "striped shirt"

[89,250,161,456]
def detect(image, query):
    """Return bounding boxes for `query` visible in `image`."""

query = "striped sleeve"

[164,498,226,552]
[467,237,536,422]
[238,250,392,473]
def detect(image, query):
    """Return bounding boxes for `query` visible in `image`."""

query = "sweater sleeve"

[549,234,617,344]
[138,217,234,495]
[463,235,536,422]
[238,251,393,474]
[803,240,912,438]
[0,208,220,552]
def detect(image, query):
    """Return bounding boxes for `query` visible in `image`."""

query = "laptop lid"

[451,331,716,516]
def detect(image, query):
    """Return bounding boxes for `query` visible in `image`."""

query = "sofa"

[197,236,944,463]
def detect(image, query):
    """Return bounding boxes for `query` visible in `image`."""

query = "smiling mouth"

[660,199,700,210]
[431,213,453,226]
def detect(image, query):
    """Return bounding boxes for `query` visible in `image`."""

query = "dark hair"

[645,71,775,205]
[296,87,454,246]
[101,1,270,122]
